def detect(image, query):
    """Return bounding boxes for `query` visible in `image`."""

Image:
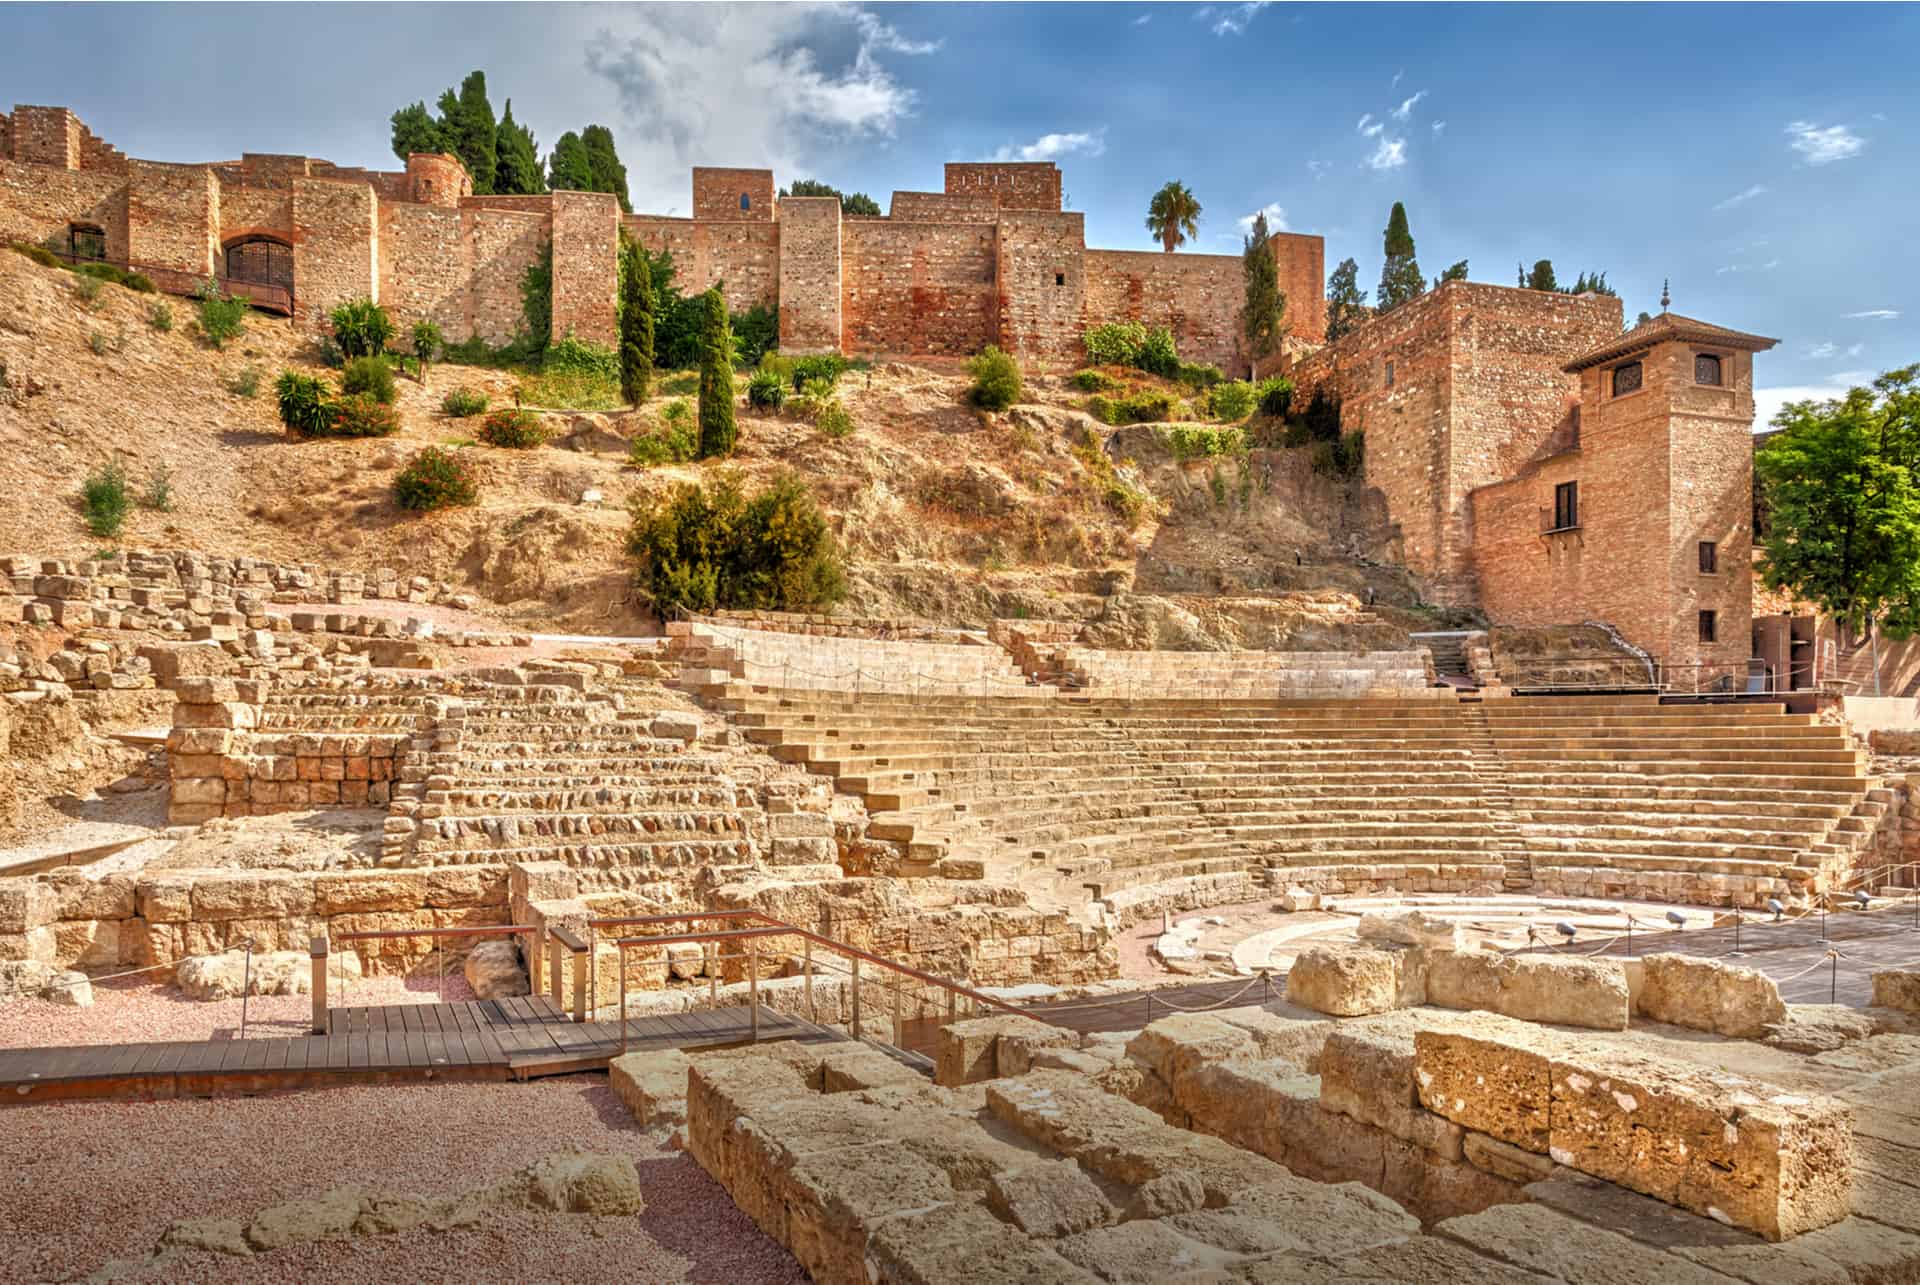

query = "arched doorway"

[223,235,293,292]
[67,223,107,262]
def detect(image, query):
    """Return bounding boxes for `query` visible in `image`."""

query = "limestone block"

[866,1198,1095,1285]
[984,1159,1116,1238]
[176,948,360,1000]
[1358,909,1464,951]
[1279,886,1321,913]
[1413,1014,1573,1152]
[1423,949,1630,1031]
[665,942,703,980]
[1319,1014,1465,1160]
[816,1044,923,1094]
[517,1152,644,1216]
[312,871,429,915]
[0,927,57,964]
[52,918,120,968]
[934,1013,1076,1086]
[1546,1044,1852,1240]
[1286,946,1403,1017]
[0,878,55,934]
[649,712,701,742]
[609,1048,690,1127]
[189,873,315,921]
[1164,1180,1420,1263]
[784,1142,961,1285]
[1213,1005,1335,1073]
[1872,969,1920,1016]
[463,940,529,999]
[1635,952,1786,1038]
[1437,1203,1740,1285]
[137,874,195,923]
[1463,1130,1555,1185]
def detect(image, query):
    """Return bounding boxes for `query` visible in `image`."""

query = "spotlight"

[1555,921,1577,943]
[1665,909,1688,929]
[1768,898,1785,923]
[1854,890,1872,909]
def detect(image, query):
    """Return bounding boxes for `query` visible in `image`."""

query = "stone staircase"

[668,621,1039,698]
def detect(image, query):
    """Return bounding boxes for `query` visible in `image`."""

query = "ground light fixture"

[1665,909,1688,929]
[1555,921,1577,943]
[1854,890,1871,909]
[1769,898,1786,922]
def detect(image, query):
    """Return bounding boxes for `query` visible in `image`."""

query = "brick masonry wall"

[549,190,620,346]
[889,191,998,223]
[842,220,996,356]
[126,160,217,275]
[378,203,467,337]
[624,215,780,309]
[218,186,294,245]
[466,209,547,344]
[291,176,377,329]
[10,106,80,169]
[692,167,774,222]
[1269,231,1326,344]
[0,158,127,258]
[1662,346,1758,673]
[1083,249,1245,373]
[0,111,11,163]
[995,210,1084,364]
[777,196,843,352]
[405,153,469,208]
[944,162,1061,211]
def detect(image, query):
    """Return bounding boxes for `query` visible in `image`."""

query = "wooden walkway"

[0,995,837,1105]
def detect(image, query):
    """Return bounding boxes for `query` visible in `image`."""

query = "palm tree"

[1145,181,1202,253]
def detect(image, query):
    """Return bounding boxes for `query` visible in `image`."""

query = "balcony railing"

[38,247,293,316]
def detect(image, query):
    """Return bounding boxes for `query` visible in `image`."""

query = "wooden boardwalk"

[0,995,837,1105]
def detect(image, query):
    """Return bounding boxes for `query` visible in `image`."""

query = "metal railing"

[36,246,294,315]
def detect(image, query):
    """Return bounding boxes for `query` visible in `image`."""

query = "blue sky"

[3,2,1911,420]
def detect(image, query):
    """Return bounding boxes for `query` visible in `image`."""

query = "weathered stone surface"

[245,1186,366,1252]
[866,1199,1097,1285]
[1413,1014,1569,1153]
[934,1013,1075,1086]
[1358,909,1464,951]
[609,1049,689,1127]
[1286,946,1403,1017]
[1319,1014,1464,1161]
[1167,1180,1418,1260]
[1053,1219,1239,1283]
[176,948,359,1000]
[47,969,92,1007]
[1437,1203,1738,1285]
[515,1151,644,1216]
[462,940,528,999]
[1462,1130,1555,1185]
[1233,1234,1548,1284]
[1423,949,1630,1030]
[817,1044,922,1094]
[1874,969,1920,1017]
[1635,952,1786,1039]
[985,1159,1116,1238]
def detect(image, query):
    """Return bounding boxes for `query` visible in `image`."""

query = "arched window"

[739,192,751,211]
[1694,353,1723,387]
[1611,360,1643,398]
[67,223,107,262]
[224,236,293,291]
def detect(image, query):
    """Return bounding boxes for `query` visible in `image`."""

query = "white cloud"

[1391,69,1404,89]
[1236,201,1290,234]
[1786,120,1866,165]
[584,6,935,212]
[1307,159,1331,179]
[1716,259,1780,275]
[1431,120,1446,135]
[1391,90,1428,122]
[992,130,1106,163]
[1846,309,1901,320]
[1711,183,1767,212]
[1357,113,1383,138]
[1807,342,1837,359]
[1366,137,1407,171]
[1848,343,1865,358]
[1132,12,1151,25]
[1210,1,1270,35]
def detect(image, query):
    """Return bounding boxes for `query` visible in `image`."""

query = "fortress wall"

[378,202,467,335]
[945,161,1061,211]
[291,176,377,327]
[467,208,548,343]
[623,215,780,309]
[888,190,998,223]
[549,189,620,345]
[777,196,843,352]
[126,160,217,275]
[994,210,1084,364]
[1270,229,1326,343]
[692,166,774,222]
[841,219,997,356]
[0,157,128,258]
[1083,248,1245,373]
[218,185,293,242]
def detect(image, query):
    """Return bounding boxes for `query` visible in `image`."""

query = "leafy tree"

[1526,259,1559,292]
[1634,310,1654,329]
[696,289,737,458]
[626,472,845,616]
[547,131,593,193]
[781,179,881,216]
[389,102,446,162]
[434,71,497,196]
[619,234,655,404]
[1565,270,1617,297]
[1434,259,1469,287]
[493,99,545,196]
[1755,366,1920,693]
[581,125,632,213]
[1145,181,1202,253]
[1325,257,1369,343]
[1241,212,1286,370]
[841,192,882,217]
[784,179,839,199]
[1376,202,1424,312]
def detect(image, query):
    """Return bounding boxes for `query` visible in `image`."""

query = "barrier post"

[804,938,815,1021]
[851,956,862,1041]
[240,937,254,1040]
[310,935,329,1035]
[748,940,761,1043]
[550,936,565,1010]
[571,939,587,1024]
[892,980,903,1049]
[706,939,717,1007]
[619,948,629,1056]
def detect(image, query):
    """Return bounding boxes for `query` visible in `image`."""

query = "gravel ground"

[0,1076,807,1283]
[0,970,484,1050]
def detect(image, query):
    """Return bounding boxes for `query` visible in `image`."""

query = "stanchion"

[749,941,760,1042]
[851,956,862,1040]
[240,937,254,1040]
[804,938,815,1022]
[1830,950,1838,1004]
[619,948,629,1056]
[1626,918,1633,958]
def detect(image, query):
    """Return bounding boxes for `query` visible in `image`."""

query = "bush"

[1158,424,1247,460]
[148,301,173,332]
[274,370,336,436]
[478,406,547,448]
[9,241,62,269]
[328,298,393,358]
[696,289,737,458]
[1299,386,1342,442]
[140,463,174,512]
[1071,368,1121,393]
[731,303,778,369]
[628,398,699,466]
[74,261,154,292]
[1137,326,1179,378]
[196,280,248,349]
[1255,376,1293,418]
[1083,321,1147,367]
[1176,361,1225,391]
[520,334,623,410]
[71,273,104,309]
[543,335,620,380]
[341,354,397,404]
[1071,431,1154,528]
[394,446,479,511]
[789,352,848,392]
[81,458,131,538]
[412,319,443,382]
[966,346,1023,411]
[332,393,401,438]
[626,472,846,616]
[746,368,787,410]
[1311,430,1365,479]
[225,364,263,398]
[441,388,488,418]
[813,397,854,438]
[1208,380,1256,422]
[1089,387,1179,425]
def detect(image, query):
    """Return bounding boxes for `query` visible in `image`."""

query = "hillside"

[0,251,1445,643]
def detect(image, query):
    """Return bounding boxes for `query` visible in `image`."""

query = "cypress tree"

[1527,259,1559,292]
[1375,202,1424,313]
[1325,257,1369,343]
[389,102,445,162]
[437,71,497,196]
[493,99,545,195]
[1241,212,1285,371]
[696,289,737,459]
[547,131,593,193]
[581,125,632,213]
[620,235,655,405]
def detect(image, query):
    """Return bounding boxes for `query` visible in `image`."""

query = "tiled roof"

[1563,312,1779,372]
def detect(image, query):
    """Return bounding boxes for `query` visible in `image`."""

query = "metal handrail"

[36,246,295,314]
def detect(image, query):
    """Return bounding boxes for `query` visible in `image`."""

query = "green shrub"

[1083,321,1147,367]
[789,352,848,392]
[626,472,846,616]
[196,280,248,349]
[74,261,154,292]
[148,301,173,332]
[1255,376,1293,418]
[341,354,397,404]
[1208,380,1256,422]
[813,397,854,438]
[412,319,443,382]
[394,446,479,511]
[746,368,787,410]
[72,273,104,309]
[225,364,263,398]
[478,406,547,448]
[731,303,779,369]
[441,388,488,417]
[1071,368,1121,393]
[328,298,393,358]
[275,370,336,436]
[1071,431,1154,528]
[88,331,110,356]
[441,333,542,368]
[81,458,131,537]
[1311,430,1365,479]
[140,463,174,512]
[628,398,699,466]
[1158,423,1247,459]
[332,393,401,438]
[1176,361,1225,391]
[519,334,623,410]
[1092,388,1178,425]
[697,289,737,458]
[544,335,620,380]
[9,241,62,269]
[1137,326,1179,378]
[966,346,1023,411]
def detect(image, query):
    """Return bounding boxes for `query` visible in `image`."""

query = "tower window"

[1695,353,1723,386]
[1552,480,1579,531]
[67,223,107,262]
[1055,272,1065,286]
[1611,360,1643,397]
[739,192,751,211]
[1384,360,1395,389]
[1698,540,1718,574]
[1698,610,1717,644]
